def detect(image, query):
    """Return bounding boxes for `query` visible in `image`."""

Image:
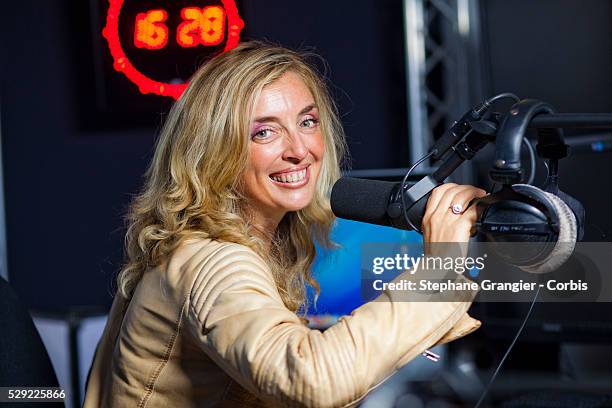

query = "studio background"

[2,1,612,407]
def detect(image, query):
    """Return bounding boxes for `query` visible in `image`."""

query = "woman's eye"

[301,118,319,128]
[252,128,274,140]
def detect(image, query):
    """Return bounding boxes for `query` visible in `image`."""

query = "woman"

[84,41,486,407]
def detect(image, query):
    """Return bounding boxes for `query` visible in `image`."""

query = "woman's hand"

[421,183,488,244]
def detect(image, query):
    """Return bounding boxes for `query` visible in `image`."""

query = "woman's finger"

[422,183,457,223]
[444,187,488,215]
[422,184,488,243]
[457,204,481,236]
[431,184,474,217]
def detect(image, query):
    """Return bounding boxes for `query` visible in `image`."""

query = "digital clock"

[103,0,244,99]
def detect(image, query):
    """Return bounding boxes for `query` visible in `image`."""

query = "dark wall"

[1,0,410,311]
[1,0,159,310]
[241,0,410,170]
[481,0,612,113]
[475,0,612,340]
[479,0,612,241]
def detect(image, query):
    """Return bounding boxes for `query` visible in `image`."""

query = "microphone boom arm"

[387,131,493,232]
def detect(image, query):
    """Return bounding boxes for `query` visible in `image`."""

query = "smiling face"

[241,71,325,231]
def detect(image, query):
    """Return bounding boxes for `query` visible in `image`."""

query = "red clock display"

[103,0,244,99]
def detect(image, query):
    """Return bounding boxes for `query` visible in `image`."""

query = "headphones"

[474,99,585,273]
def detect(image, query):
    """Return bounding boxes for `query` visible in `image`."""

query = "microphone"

[331,131,491,232]
[330,177,435,231]
[331,97,590,277]
[330,177,579,275]
[330,177,399,227]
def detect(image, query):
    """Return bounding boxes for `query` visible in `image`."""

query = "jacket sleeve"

[186,242,480,408]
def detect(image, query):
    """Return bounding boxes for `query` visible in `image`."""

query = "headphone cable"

[473,285,541,408]
[486,93,520,105]
[401,151,434,232]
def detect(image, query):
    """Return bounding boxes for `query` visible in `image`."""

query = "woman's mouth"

[269,165,310,188]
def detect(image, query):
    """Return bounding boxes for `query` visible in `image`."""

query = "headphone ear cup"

[520,190,577,274]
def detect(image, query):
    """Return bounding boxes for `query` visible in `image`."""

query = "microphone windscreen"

[331,177,397,227]
[520,191,577,274]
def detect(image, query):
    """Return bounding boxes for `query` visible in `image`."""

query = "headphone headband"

[490,99,566,184]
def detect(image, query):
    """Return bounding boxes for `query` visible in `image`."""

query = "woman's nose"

[282,131,308,162]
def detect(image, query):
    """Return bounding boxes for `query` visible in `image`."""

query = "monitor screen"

[308,218,422,323]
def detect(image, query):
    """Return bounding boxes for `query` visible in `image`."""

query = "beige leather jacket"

[84,238,480,407]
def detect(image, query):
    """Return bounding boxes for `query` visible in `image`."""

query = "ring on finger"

[450,203,463,215]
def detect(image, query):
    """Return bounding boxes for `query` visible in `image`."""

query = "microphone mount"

[396,95,612,234]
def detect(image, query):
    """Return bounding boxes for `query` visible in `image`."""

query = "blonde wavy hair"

[117,41,348,312]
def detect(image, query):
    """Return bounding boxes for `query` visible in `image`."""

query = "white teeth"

[270,168,307,183]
